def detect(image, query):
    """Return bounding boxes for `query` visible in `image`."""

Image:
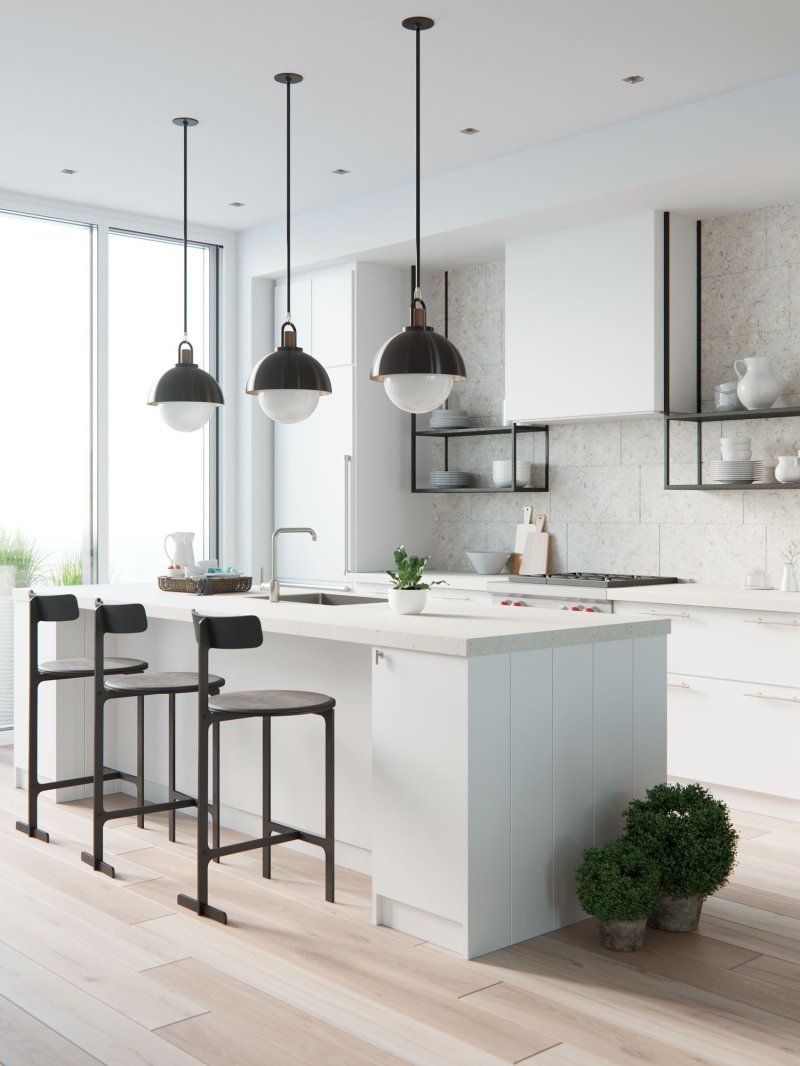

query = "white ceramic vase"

[775,456,800,484]
[388,588,427,615]
[780,564,798,592]
[734,356,779,411]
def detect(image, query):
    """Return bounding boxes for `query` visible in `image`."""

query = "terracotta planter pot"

[648,891,704,932]
[388,588,427,615]
[597,916,648,952]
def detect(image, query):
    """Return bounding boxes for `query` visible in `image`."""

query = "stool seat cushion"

[208,690,334,716]
[105,671,224,695]
[39,656,148,679]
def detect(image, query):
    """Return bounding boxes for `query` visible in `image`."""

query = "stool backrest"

[192,610,263,650]
[29,592,80,624]
[95,601,148,636]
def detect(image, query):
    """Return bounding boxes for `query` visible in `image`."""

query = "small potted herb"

[386,546,443,615]
[575,838,661,951]
[623,782,738,932]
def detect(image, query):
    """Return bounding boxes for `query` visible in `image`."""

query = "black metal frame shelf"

[663,218,800,490]
[411,417,549,493]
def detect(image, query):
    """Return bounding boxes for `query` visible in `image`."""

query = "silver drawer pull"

[744,617,800,628]
[637,610,690,619]
[668,681,691,689]
[744,691,800,705]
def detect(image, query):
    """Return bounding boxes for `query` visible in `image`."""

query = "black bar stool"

[80,599,224,878]
[177,610,335,924]
[16,591,148,843]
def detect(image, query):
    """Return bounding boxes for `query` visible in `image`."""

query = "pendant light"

[246,73,332,423]
[148,118,224,432]
[371,16,466,414]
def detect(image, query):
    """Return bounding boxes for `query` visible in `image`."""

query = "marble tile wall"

[426,206,800,584]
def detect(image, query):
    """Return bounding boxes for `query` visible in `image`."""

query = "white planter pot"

[388,588,427,615]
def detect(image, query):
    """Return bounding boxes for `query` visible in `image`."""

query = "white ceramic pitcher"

[164,531,195,568]
[734,356,779,411]
[775,456,800,484]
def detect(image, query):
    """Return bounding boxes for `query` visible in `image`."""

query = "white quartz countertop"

[608,583,800,614]
[349,570,498,591]
[18,583,669,658]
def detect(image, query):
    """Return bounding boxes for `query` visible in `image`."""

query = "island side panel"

[467,652,512,959]
[510,648,554,943]
[552,642,594,928]
[372,647,469,953]
[632,634,668,798]
[593,639,634,845]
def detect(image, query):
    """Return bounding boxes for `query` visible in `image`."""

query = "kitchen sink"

[250,592,385,606]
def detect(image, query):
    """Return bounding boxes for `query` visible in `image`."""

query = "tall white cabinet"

[272,263,432,584]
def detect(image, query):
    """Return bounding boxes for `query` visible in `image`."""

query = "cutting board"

[520,514,550,576]
[513,506,537,554]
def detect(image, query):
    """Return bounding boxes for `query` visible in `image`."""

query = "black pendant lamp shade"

[148,117,224,432]
[246,73,332,423]
[370,17,466,414]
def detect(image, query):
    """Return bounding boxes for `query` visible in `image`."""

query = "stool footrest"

[15,822,49,843]
[209,830,300,862]
[101,795,196,823]
[270,820,328,851]
[34,769,122,794]
[81,851,115,878]
[177,893,228,925]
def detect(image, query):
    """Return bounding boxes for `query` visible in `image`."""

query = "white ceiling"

[3,0,800,231]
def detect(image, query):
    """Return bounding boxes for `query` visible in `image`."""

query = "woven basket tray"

[157,575,253,594]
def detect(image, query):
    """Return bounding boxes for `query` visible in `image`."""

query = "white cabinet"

[272,263,432,584]
[504,211,697,423]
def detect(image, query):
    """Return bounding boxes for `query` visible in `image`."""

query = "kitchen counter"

[19,583,669,658]
[349,570,500,592]
[13,582,668,958]
[608,582,800,614]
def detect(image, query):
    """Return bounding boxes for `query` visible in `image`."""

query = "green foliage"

[575,838,662,921]
[51,553,83,586]
[623,782,738,899]
[386,546,445,591]
[0,528,48,587]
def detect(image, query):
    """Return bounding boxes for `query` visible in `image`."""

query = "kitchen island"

[13,584,668,957]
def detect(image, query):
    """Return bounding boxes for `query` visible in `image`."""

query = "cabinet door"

[273,277,311,347]
[273,364,353,582]
[504,212,663,422]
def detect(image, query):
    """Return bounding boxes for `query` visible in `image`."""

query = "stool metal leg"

[262,715,272,880]
[81,693,115,878]
[136,694,145,829]
[168,694,176,842]
[212,719,220,863]
[16,677,49,843]
[324,708,335,903]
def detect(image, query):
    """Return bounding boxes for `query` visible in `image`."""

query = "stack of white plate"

[709,460,758,484]
[429,408,471,430]
[752,461,776,483]
[430,469,473,488]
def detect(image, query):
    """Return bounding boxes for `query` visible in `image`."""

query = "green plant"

[623,782,738,899]
[386,546,445,591]
[51,552,83,586]
[575,838,662,921]
[0,528,48,586]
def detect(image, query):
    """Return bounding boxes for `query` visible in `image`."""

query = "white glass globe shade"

[158,401,215,432]
[383,374,453,414]
[258,389,320,423]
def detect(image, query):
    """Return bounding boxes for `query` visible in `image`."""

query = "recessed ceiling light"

[622,74,644,84]
[228,201,246,207]
[60,168,77,174]
[459,127,480,135]
[332,168,350,175]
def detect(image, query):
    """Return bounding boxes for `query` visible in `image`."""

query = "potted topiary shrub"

[623,782,738,933]
[575,837,662,951]
[386,546,444,615]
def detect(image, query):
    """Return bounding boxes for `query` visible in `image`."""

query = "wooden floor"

[1,749,799,1065]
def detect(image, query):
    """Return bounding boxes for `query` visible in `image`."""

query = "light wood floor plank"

[0,994,102,1066]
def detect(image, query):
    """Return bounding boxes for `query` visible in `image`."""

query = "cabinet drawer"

[667,672,800,799]
[616,601,800,687]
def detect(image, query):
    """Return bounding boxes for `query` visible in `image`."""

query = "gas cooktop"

[508,573,680,589]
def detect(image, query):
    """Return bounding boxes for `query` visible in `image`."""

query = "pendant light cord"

[414,22,421,296]
[182,119,188,338]
[286,77,292,320]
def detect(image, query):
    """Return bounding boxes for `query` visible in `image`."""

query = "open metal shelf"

[667,406,800,424]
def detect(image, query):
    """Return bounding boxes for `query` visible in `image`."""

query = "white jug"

[164,531,196,567]
[775,457,800,484]
[734,356,779,411]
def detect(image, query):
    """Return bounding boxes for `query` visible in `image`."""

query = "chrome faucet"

[270,527,317,602]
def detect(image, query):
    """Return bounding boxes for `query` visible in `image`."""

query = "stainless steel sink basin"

[250,592,385,606]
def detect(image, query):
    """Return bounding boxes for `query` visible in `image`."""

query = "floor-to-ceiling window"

[0,208,222,728]
[107,230,218,581]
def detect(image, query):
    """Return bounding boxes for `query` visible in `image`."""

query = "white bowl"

[466,551,511,574]
[491,459,532,487]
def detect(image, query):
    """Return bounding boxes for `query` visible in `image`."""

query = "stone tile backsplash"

[427,212,800,579]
